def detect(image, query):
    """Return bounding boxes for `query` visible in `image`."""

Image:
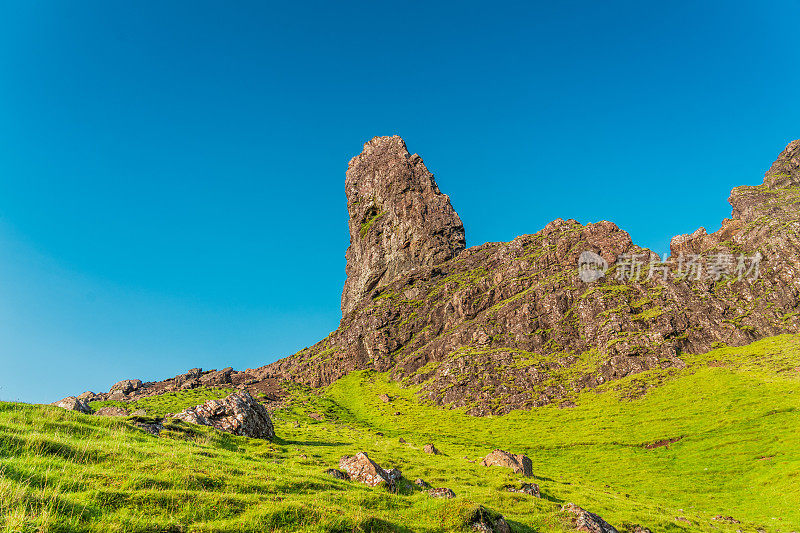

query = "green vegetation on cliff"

[1,335,799,532]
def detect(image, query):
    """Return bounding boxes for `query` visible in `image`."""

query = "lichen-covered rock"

[481,449,533,477]
[562,503,618,533]
[338,452,399,488]
[414,478,431,489]
[427,487,455,498]
[341,136,465,315]
[51,396,92,414]
[168,391,275,440]
[95,406,129,416]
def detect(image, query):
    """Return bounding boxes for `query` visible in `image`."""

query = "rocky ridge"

[64,137,800,416]
[258,137,800,414]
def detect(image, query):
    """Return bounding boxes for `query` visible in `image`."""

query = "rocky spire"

[341,136,466,316]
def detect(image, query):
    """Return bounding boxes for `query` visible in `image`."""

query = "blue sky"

[1,1,799,403]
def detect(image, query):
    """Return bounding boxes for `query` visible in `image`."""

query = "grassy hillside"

[2,335,799,532]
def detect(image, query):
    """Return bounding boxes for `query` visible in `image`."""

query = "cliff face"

[257,137,800,415]
[341,136,466,315]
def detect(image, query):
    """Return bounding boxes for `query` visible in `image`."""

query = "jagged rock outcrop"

[341,136,465,315]
[168,391,275,440]
[259,138,800,415]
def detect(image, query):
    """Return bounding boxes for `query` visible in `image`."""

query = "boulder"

[110,379,143,395]
[168,391,275,440]
[414,478,431,489]
[423,443,441,455]
[77,391,97,402]
[379,393,391,403]
[481,449,533,477]
[95,406,129,417]
[338,452,399,488]
[51,396,92,414]
[561,503,618,533]
[427,487,455,499]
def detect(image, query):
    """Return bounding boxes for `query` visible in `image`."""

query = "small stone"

[324,468,349,480]
[506,482,540,498]
[427,487,455,499]
[378,393,391,403]
[423,443,441,455]
[414,478,431,489]
[95,406,128,417]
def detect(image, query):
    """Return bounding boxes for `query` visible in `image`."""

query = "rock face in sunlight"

[341,136,466,316]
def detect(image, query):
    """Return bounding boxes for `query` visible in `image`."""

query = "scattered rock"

[308,412,324,421]
[379,393,391,403]
[95,406,129,417]
[427,487,455,499]
[481,449,533,477]
[393,411,402,415]
[398,437,406,443]
[168,391,275,440]
[51,396,92,414]
[423,443,441,455]
[324,468,349,481]
[414,478,431,489]
[712,515,741,524]
[110,379,143,395]
[338,452,399,489]
[631,526,652,533]
[562,503,618,533]
[505,482,540,497]
[108,391,127,401]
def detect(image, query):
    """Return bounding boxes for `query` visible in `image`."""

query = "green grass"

[2,335,800,532]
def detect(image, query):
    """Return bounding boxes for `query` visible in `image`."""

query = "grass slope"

[1,335,799,532]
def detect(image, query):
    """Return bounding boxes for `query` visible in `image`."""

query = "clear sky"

[1,1,799,403]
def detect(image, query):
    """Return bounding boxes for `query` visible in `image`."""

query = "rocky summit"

[259,136,800,414]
